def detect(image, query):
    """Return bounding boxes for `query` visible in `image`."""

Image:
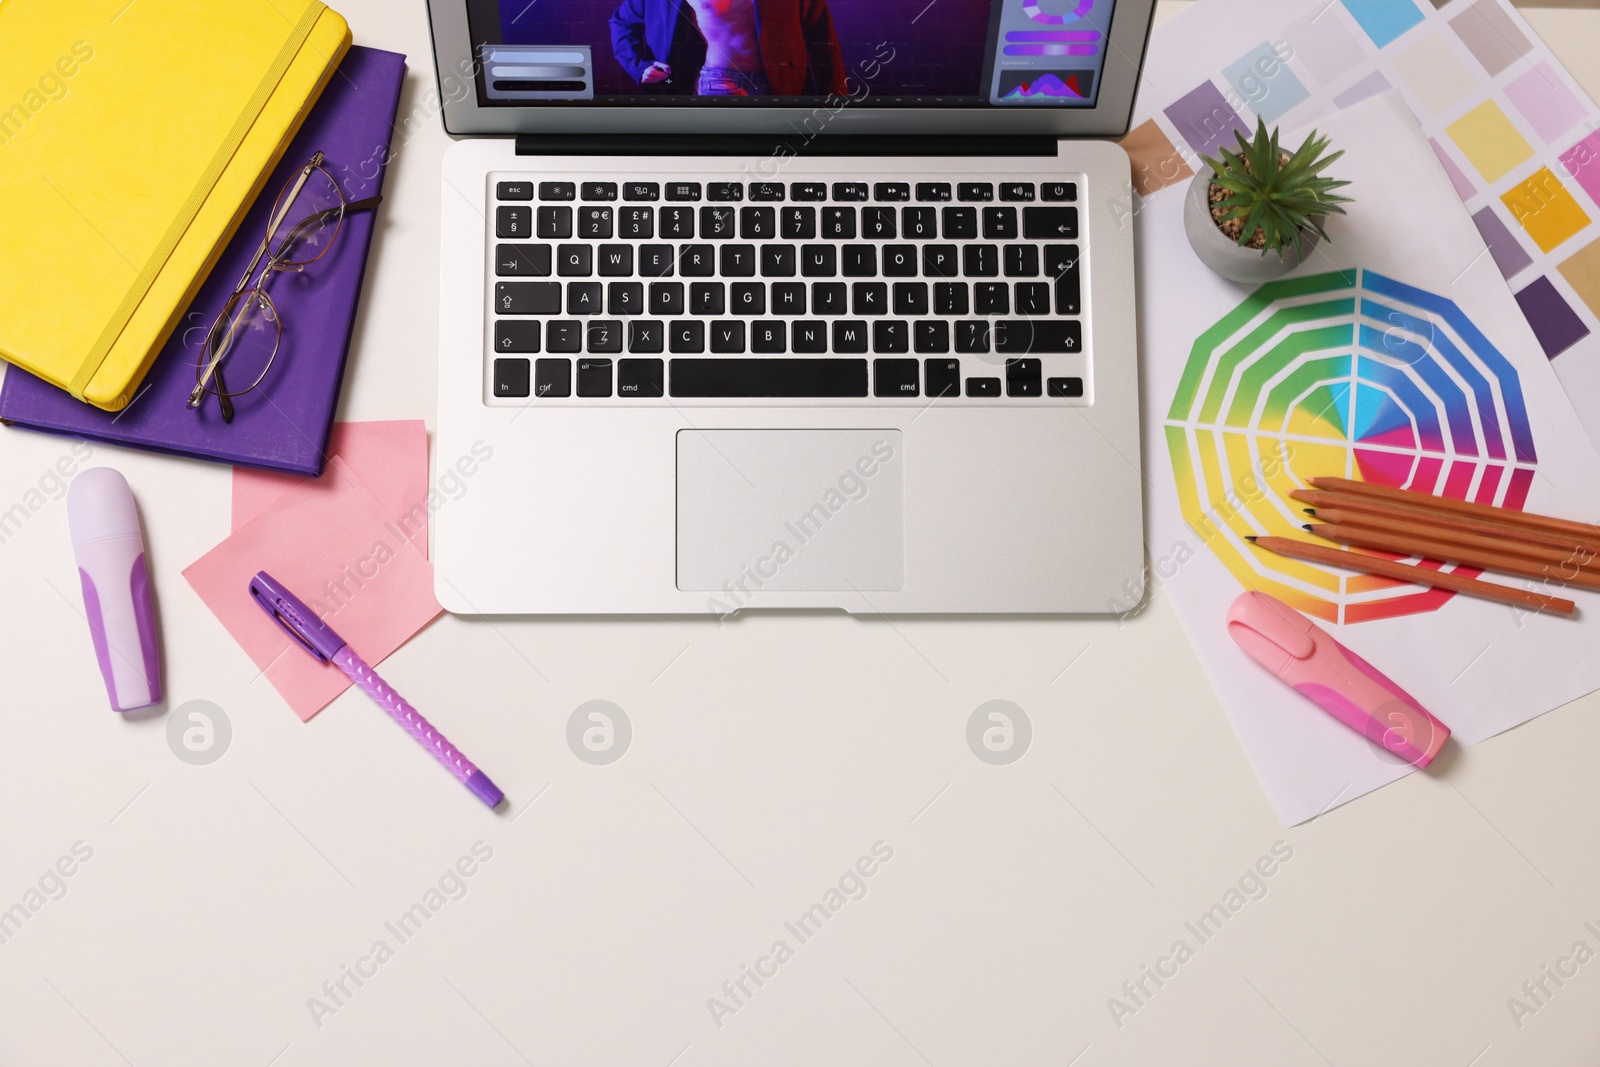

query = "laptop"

[425,0,1154,615]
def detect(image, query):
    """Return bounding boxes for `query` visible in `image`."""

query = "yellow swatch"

[1446,100,1534,183]
[1503,167,1591,253]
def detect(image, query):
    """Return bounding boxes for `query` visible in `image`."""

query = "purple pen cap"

[249,571,348,662]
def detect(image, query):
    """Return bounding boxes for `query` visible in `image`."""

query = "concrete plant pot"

[1183,170,1322,284]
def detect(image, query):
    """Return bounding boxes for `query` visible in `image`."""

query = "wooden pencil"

[1304,521,1600,593]
[1245,536,1577,616]
[1308,507,1600,574]
[1290,488,1600,557]
[1309,476,1600,543]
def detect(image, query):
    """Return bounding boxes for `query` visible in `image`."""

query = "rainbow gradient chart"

[1165,269,1539,625]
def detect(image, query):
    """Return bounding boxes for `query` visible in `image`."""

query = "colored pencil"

[1303,522,1600,593]
[1290,488,1600,557]
[1245,536,1577,616]
[1307,507,1600,574]
[1308,476,1600,543]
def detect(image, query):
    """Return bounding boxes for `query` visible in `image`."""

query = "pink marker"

[1227,591,1450,768]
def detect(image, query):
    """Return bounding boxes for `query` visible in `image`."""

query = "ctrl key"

[534,358,571,398]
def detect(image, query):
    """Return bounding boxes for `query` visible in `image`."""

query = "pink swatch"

[1505,61,1585,145]
[184,456,442,721]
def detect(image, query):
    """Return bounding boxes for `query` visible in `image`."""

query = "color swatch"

[1164,80,1249,160]
[1449,0,1533,77]
[1501,167,1591,253]
[1222,42,1309,123]
[1447,100,1534,183]
[1120,119,1193,196]
[1505,61,1586,144]
[1339,0,1424,48]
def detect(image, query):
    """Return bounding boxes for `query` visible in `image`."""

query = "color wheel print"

[1165,269,1539,624]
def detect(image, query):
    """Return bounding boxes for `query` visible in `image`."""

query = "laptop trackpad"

[676,430,905,593]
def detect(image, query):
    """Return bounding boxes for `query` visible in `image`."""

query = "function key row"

[496,180,1076,205]
[495,204,1078,242]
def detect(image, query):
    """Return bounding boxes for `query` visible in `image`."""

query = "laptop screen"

[463,0,1119,110]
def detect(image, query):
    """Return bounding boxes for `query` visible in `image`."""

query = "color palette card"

[1123,0,1600,449]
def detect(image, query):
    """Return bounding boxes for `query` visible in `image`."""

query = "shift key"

[1023,207,1078,239]
[495,281,561,315]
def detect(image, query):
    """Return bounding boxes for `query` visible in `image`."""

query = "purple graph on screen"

[1007,0,1100,56]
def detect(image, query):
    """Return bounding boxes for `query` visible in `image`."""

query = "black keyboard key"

[999,183,1035,202]
[873,322,910,355]
[582,323,617,356]
[917,324,953,357]
[956,321,990,354]
[660,206,696,239]
[802,245,837,278]
[1046,244,1082,315]
[619,207,654,239]
[1005,245,1039,277]
[822,207,856,239]
[671,320,706,353]
[874,183,910,202]
[732,282,765,315]
[497,181,534,201]
[629,321,665,354]
[567,282,603,315]
[1041,181,1077,202]
[701,206,737,239]
[619,357,665,394]
[903,207,937,240]
[1006,358,1043,398]
[582,182,618,202]
[649,281,685,316]
[893,282,929,316]
[666,182,702,201]
[1024,207,1078,240]
[557,244,592,276]
[749,182,785,201]
[983,207,1018,240]
[537,205,572,239]
[494,320,541,353]
[781,206,817,240]
[934,282,969,315]
[813,282,847,315]
[496,206,531,238]
[691,282,725,315]
[578,356,614,395]
[942,207,978,240]
[708,182,744,202]
[752,320,786,353]
[741,206,776,240]
[598,244,634,277]
[994,320,1082,353]
[670,358,867,398]
[624,182,660,201]
[852,282,887,316]
[495,281,560,315]
[883,245,917,277]
[1048,376,1085,398]
[608,282,644,316]
[842,245,876,277]
[924,245,959,279]
[833,182,870,201]
[772,282,806,314]
[975,283,1010,315]
[721,244,756,277]
[547,321,582,353]
[963,244,998,278]
[493,357,530,397]
[1015,282,1051,316]
[495,243,552,277]
[540,182,576,201]
[916,183,953,202]
[966,376,1000,397]
[925,356,959,393]
[793,321,828,353]
[874,357,918,394]
[958,182,994,202]
[640,244,675,277]
[710,321,746,353]
[535,357,571,397]
[862,207,897,239]
[762,244,797,277]
[791,182,828,201]
[833,320,869,353]
[680,244,716,276]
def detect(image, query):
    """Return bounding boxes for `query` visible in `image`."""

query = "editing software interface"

[464,0,1118,108]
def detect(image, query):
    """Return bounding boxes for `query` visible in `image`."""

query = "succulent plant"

[1201,118,1353,259]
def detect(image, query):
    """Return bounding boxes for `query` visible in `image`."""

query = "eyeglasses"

[187,151,381,422]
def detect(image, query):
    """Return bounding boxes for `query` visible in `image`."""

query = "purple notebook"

[0,47,406,476]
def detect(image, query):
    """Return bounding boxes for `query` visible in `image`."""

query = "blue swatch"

[1223,42,1311,122]
[1338,0,1425,48]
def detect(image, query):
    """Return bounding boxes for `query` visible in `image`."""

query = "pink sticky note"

[185,457,442,721]
[232,421,430,549]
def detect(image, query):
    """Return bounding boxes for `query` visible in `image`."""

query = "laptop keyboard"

[483,174,1089,404]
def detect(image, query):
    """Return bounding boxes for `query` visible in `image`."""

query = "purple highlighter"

[68,469,162,712]
[249,571,504,809]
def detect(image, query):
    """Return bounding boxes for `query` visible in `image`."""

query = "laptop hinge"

[514,135,1058,157]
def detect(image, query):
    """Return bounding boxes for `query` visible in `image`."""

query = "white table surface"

[3,3,1600,1065]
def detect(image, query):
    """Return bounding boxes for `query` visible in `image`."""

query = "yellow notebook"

[0,0,350,410]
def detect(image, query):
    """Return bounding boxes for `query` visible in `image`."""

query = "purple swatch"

[1471,207,1533,279]
[1515,276,1591,359]
[1333,71,1392,109]
[1429,138,1476,200]
[1164,80,1249,160]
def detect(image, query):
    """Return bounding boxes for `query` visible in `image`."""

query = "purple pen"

[248,571,504,809]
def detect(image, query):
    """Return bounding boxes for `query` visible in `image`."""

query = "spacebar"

[669,358,869,398]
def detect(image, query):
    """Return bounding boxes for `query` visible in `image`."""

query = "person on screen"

[609,0,848,97]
